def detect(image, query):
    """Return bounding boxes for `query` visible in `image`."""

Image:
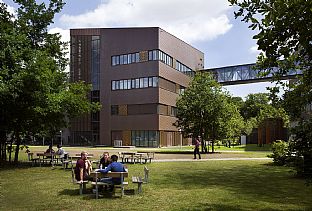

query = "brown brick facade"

[69,27,204,147]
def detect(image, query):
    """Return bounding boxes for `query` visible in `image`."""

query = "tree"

[0,0,100,163]
[229,0,312,178]
[241,93,289,128]
[175,72,244,152]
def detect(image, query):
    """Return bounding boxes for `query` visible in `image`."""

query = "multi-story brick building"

[69,27,204,147]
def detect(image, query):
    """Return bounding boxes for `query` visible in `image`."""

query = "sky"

[2,0,278,99]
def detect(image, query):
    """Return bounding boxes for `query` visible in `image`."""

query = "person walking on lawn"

[194,137,201,159]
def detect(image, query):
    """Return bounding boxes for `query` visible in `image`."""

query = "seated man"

[75,151,93,183]
[96,154,126,185]
[55,144,67,161]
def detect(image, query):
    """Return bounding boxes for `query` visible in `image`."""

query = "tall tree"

[0,0,100,163]
[175,72,244,152]
[229,0,312,178]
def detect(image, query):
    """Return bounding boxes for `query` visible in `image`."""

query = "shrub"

[268,140,289,165]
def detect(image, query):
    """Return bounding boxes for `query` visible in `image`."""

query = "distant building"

[69,27,204,147]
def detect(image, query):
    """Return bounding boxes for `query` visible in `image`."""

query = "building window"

[111,105,119,115]
[131,130,159,147]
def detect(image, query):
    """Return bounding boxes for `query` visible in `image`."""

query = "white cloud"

[60,0,232,43]
[49,27,70,43]
[249,45,262,55]
[48,27,70,72]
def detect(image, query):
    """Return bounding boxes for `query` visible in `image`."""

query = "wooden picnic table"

[90,169,129,199]
[119,152,137,163]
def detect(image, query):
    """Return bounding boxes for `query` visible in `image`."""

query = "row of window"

[111,49,193,75]
[176,61,192,73]
[111,53,140,66]
[111,76,158,90]
[148,50,173,66]
[111,104,177,117]
[131,130,159,147]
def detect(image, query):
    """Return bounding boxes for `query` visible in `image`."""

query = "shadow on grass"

[185,203,244,211]
[58,188,125,200]
[244,144,272,151]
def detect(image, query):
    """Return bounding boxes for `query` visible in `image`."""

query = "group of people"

[74,151,126,187]
[45,144,67,159]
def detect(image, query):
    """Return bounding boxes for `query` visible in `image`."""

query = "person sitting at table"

[96,155,126,187]
[75,151,93,183]
[99,152,111,169]
[45,144,55,154]
[55,144,67,161]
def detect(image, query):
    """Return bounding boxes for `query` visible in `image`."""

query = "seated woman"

[45,144,55,154]
[99,152,111,169]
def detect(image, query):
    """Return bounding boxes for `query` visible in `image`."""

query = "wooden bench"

[137,152,155,163]
[132,166,149,193]
[91,171,129,199]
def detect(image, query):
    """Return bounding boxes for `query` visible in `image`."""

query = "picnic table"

[90,168,129,198]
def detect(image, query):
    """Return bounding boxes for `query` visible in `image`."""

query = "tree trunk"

[14,133,21,164]
[212,140,215,153]
[8,141,12,163]
[303,154,312,177]
[0,130,6,161]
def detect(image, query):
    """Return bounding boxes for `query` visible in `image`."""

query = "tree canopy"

[175,72,244,152]
[0,0,100,163]
[229,0,312,178]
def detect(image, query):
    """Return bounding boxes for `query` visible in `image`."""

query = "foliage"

[268,140,289,166]
[241,93,270,120]
[229,0,312,181]
[288,119,312,178]
[175,72,244,152]
[0,0,100,163]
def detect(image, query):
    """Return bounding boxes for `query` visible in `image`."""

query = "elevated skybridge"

[203,63,300,86]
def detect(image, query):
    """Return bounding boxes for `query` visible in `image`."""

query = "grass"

[1,160,312,211]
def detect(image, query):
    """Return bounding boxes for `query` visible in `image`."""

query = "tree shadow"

[183,203,245,211]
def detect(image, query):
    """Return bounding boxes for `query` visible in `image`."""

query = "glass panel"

[143,78,148,88]
[139,78,144,88]
[128,54,132,64]
[135,78,140,88]
[123,55,128,64]
[112,81,116,90]
[120,80,124,90]
[153,77,158,87]
[112,56,116,66]
[148,51,153,61]
[131,79,136,89]
[115,80,120,90]
[131,53,135,63]
[120,55,124,65]
[123,80,128,89]
[127,80,131,89]
[135,53,139,62]
[148,77,153,87]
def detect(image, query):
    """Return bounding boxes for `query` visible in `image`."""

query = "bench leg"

[79,183,87,195]
[138,183,142,194]
[96,184,99,199]
[79,183,83,195]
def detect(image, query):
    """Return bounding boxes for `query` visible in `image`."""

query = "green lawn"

[1,160,312,211]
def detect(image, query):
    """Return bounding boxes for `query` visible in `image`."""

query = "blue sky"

[3,0,277,98]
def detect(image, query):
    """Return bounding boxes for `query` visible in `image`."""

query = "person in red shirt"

[194,137,201,159]
[75,151,92,183]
